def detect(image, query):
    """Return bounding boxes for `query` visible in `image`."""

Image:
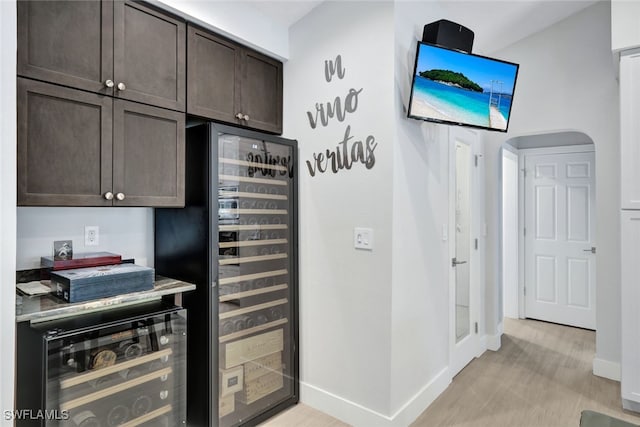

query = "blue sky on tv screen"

[416,43,518,95]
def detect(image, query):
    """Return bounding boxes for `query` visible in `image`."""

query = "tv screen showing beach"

[408,42,519,132]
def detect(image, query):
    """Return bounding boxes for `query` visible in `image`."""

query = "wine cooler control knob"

[159,335,170,345]
[159,390,169,400]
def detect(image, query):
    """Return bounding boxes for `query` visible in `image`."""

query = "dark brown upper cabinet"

[18,78,185,207]
[187,25,283,134]
[18,0,186,112]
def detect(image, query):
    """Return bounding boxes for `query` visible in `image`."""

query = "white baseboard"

[300,367,450,427]
[388,367,451,426]
[486,323,503,352]
[593,357,621,381]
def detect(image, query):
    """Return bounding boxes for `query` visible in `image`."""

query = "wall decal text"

[305,55,378,177]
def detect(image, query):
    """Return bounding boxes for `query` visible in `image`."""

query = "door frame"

[449,126,482,376]
[518,144,596,321]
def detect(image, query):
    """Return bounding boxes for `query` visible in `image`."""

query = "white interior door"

[524,150,596,329]
[450,127,480,376]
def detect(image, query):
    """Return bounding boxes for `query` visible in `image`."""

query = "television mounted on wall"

[407,41,519,132]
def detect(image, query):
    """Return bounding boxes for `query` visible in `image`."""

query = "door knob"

[116,193,125,201]
[117,82,126,91]
[452,257,467,267]
[105,79,115,88]
[104,192,114,200]
[583,247,596,254]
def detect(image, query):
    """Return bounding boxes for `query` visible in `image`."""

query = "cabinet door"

[621,51,640,209]
[239,49,283,134]
[17,0,114,95]
[187,25,241,123]
[622,210,640,407]
[112,100,185,207]
[17,78,113,207]
[114,1,186,112]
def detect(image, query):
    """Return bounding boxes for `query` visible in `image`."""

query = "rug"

[580,410,639,427]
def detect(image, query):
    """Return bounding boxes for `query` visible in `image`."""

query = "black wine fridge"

[155,123,299,427]
[16,301,187,427]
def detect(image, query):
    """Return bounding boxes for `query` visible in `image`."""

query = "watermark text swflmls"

[4,410,69,420]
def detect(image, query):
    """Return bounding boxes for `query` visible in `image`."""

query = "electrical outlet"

[354,227,374,251]
[85,225,99,246]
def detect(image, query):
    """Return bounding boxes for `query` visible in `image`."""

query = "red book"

[41,252,122,271]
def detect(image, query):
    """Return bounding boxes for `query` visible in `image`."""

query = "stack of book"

[41,252,154,303]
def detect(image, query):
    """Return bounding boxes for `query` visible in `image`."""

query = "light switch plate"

[354,227,374,251]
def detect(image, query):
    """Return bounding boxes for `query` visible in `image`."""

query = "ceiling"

[249,0,600,54]
[426,0,601,54]
[249,1,323,27]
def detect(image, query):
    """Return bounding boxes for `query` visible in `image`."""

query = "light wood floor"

[263,318,640,426]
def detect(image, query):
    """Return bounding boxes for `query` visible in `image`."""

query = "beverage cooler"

[155,123,299,426]
[16,301,187,427]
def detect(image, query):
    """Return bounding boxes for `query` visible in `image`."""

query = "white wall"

[0,0,16,419]
[16,208,154,270]
[284,2,395,423]
[484,2,620,368]
[155,0,290,60]
[502,148,519,319]
[391,1,491,420]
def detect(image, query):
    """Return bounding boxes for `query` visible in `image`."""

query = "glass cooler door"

[45,310,187,427]
[216,133,296,426]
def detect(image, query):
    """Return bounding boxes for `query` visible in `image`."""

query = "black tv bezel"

[407,41,520,133]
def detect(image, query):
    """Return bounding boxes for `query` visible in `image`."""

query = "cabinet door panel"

[17,0,114,95]
[622,211,640,406]
[187,25,241,123]
[17,78,113,206]
[114,1,185,111]
[620,52,640,209]
[240,50,283,134]
[113,101,185,207]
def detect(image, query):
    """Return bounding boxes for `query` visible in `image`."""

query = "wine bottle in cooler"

[70,410,101,427]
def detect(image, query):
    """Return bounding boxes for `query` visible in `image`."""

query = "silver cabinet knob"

[235,112,244,119]
[116,192,125,201]
[104,191,114,200]
[105,79,115,88]
[243,114,250,121]
[117,82,126,91]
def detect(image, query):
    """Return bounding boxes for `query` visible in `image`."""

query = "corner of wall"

[593,357,621,381]
[301,367,451,427]
[486,322,503,352]
[0,0,17,419]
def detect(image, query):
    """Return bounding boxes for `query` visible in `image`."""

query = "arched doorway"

[500,130,596,328]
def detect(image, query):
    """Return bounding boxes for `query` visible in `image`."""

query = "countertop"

[16,276,196,323]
